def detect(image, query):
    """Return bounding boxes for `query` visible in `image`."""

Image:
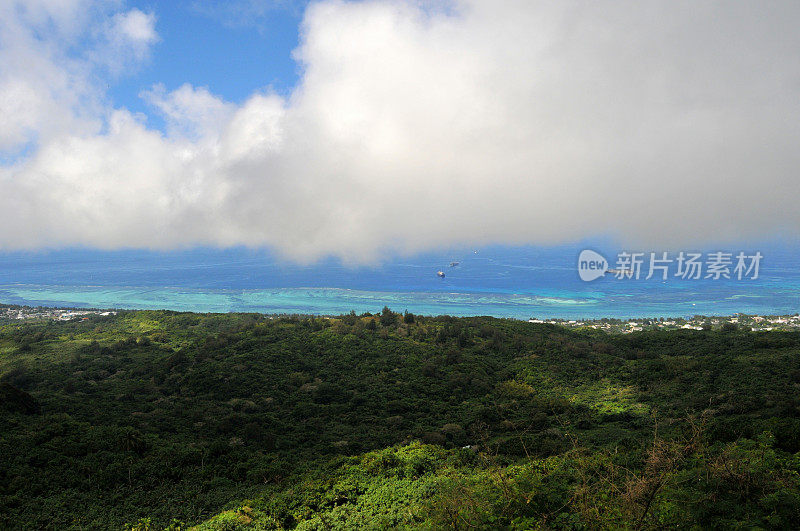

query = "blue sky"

[114,1,304,126]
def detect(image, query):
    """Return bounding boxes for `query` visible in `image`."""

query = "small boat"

[449,261,460,267]
[437,271,446,278]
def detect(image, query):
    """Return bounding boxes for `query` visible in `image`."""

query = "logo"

[577,249,763,282]
[578,249,608,281]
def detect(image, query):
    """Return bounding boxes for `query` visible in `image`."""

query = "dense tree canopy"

[1,310,799,528]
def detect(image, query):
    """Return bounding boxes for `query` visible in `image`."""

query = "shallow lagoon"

[0,245,797,318]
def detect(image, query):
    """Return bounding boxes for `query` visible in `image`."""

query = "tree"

[380,306,397,327]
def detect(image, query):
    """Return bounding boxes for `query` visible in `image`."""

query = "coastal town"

[1,303,798,334]
[529,314,800,333]
[0,305,116,322]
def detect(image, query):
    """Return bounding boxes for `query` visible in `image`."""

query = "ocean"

[0,244,797,319]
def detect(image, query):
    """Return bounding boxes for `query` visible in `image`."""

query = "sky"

[112,1,305,115]
[0,0,799,264]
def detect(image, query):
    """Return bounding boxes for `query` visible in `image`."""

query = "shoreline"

[2,302,799,334]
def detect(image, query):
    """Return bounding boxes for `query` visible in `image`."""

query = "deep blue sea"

[0,243,797,319]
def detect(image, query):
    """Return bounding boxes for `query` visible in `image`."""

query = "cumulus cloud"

[0,1,157,154]
[142,83,235,140]
[0,0,105,153]
[96,8,159,72]
[1,0,800,262]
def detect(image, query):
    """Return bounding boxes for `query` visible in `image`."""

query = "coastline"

[1,282,797,320]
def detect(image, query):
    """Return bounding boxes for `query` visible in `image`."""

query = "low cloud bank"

[1,1,799,263]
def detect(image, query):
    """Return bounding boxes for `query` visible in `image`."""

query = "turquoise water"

[0,285,605,318]
[0,245,798,318]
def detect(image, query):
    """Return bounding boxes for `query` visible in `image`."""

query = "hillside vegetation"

[1,309,799,529]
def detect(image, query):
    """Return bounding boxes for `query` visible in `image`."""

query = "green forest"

[1,309,799,529]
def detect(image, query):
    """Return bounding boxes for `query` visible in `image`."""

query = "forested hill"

[1,309,799,529]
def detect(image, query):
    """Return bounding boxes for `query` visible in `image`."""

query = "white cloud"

[96,8,158,73]
[142,83,235,140]
[1,1,800,263]
[0,1,156,154]
[113,8,157,45]
[0,1,106,154]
